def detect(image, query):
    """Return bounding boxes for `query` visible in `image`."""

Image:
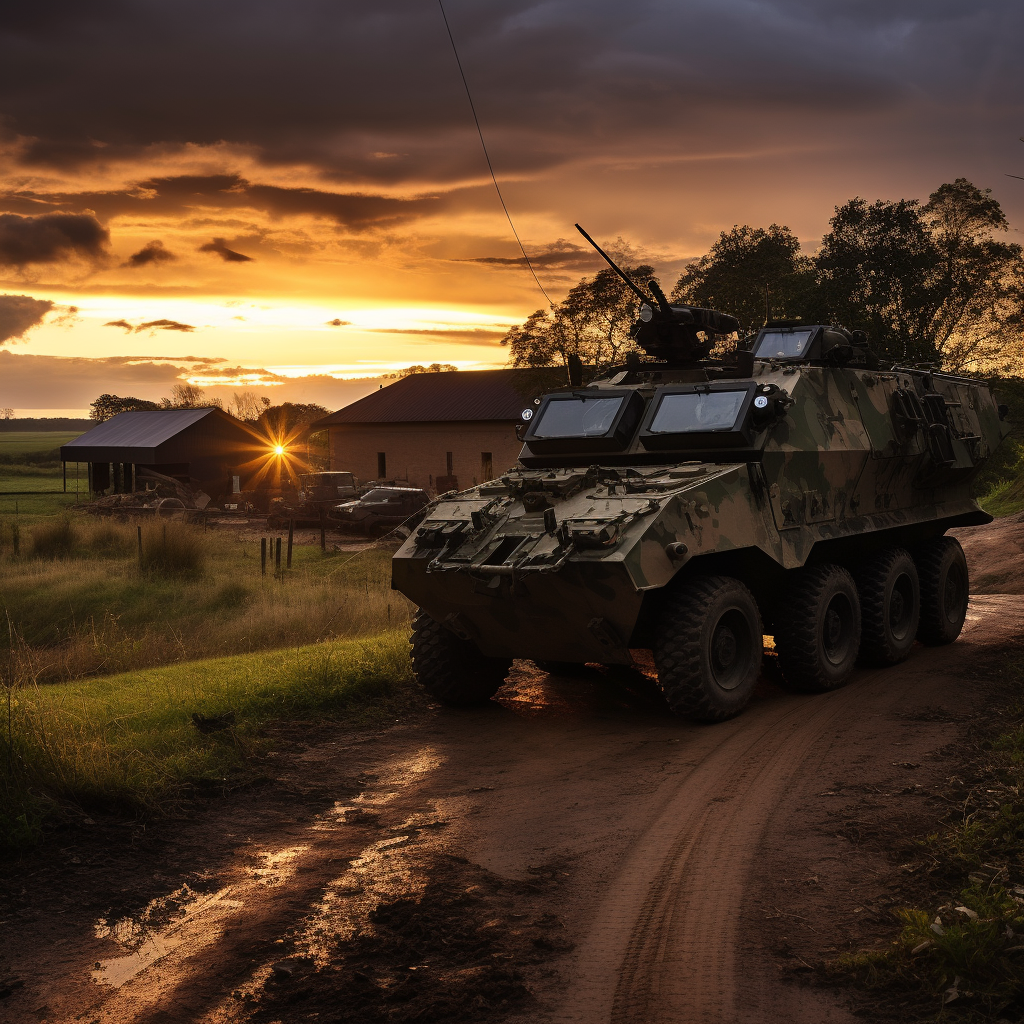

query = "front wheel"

[410,611,511,706]
[914,537,969,646]
[653,576,763,722]
[774,564,861,693]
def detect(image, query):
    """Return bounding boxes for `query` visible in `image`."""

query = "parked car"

[331,486,430,537]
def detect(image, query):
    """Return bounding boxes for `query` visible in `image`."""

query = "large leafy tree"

[502,264,655,369]
[671,224,820,334]
[89,394,159,421]
[816,180,1024,369]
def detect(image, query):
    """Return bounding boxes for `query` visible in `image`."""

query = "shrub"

[139,523,206,578]
[30,517,78,559]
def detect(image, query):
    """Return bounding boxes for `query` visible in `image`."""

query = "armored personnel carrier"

[392,234,1011,721]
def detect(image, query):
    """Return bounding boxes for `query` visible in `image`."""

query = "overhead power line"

[436,0,555,309]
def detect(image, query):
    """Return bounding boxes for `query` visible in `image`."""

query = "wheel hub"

[712,625,738,670]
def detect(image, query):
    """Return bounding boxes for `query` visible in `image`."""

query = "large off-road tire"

[774,564,861,693]
[855,547,920,667]
[410,610,511,707]
[653,576,763,722]
[914,536,969,646]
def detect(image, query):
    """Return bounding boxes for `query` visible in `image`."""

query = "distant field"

[0,431,82,457]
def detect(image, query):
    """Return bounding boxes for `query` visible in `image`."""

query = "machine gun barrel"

[575,223,652,305]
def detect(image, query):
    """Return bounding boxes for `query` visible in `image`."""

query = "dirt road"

[3,515,1023,1024]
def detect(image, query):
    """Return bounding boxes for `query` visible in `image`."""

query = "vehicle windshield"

[649,391,747,433]
[531,396,625,438]
[361,488,398,502]
[755,329,813,359]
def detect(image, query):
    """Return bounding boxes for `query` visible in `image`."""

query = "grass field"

[0,518,411,683]
[0,516,415,848]
[0,630,417,849]
[0,431,82,457]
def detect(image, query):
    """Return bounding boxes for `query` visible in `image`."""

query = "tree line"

[89,386,329,436]
[502,178,1024,374]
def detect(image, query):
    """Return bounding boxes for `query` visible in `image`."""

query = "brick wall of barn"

[327,420,523,492]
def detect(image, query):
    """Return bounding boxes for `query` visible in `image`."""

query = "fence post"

[287,520,294,569]
[275,536,282,574]
[261,537,267,576]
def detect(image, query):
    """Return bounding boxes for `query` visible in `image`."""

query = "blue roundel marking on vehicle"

[522,409,533,420]
[754,395,769,409]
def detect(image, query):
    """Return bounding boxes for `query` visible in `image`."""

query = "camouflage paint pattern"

[391,361,1010,664]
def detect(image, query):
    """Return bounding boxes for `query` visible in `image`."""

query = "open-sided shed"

[60,408,260,497]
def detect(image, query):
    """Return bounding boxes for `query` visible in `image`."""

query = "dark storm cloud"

[460,241,602,270]
[125,240,175,266]
[198,238,254,262]
[1,1,1021,185]
[0,293,53,343]
[0,175,439,231]
[0,213,108,266]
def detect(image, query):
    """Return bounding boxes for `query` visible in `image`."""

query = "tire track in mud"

[557,595,1021,1024]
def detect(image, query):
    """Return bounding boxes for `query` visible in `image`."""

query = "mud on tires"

[855,547,920,667]
[410,610,511,707]
[774,564,861,693]
[653,576,763,723]
[914,536,969,646]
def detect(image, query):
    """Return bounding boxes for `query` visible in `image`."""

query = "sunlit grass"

[0,519,411,682]
[0,631,417,851]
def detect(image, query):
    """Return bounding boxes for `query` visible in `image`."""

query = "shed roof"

[60,407,247,463]
[62,408,215,452]
[313,368,569,428]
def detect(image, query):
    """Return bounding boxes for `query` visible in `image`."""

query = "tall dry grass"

[0,520,412,684]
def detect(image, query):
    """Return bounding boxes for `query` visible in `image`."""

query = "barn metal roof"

[59,407,251,463]
[62,408,216,451]
[312,368,570,427]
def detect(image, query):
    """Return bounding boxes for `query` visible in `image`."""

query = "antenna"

[437,1,554,309]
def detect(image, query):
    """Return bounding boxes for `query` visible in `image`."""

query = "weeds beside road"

[1,630,417,851]
[831,658,1024,1020]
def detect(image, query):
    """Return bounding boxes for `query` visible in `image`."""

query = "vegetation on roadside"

[0,630,418,852]
[831,665,1024,1020]
[0,518,410,683]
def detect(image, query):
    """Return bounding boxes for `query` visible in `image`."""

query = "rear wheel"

[774,565,861,692]
[410,610,511,706]
[653,576,763,722]
[856,548,920,666]
[914,537,969,645]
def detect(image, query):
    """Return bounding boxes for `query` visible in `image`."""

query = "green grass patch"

[829,672,1024,1020]
[0,431,81,458]
[0,630,417,851]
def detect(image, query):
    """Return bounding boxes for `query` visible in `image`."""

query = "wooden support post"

[261,537,267,575]
[287,520,294,569]
[275,537,282,573]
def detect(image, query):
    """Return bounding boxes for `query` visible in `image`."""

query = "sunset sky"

[1,0,1022,415]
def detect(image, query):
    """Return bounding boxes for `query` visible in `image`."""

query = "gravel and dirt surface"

[2,514,1022,1024]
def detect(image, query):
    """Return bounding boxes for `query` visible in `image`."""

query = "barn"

[312,368,569,492]
[60,407,264,498]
